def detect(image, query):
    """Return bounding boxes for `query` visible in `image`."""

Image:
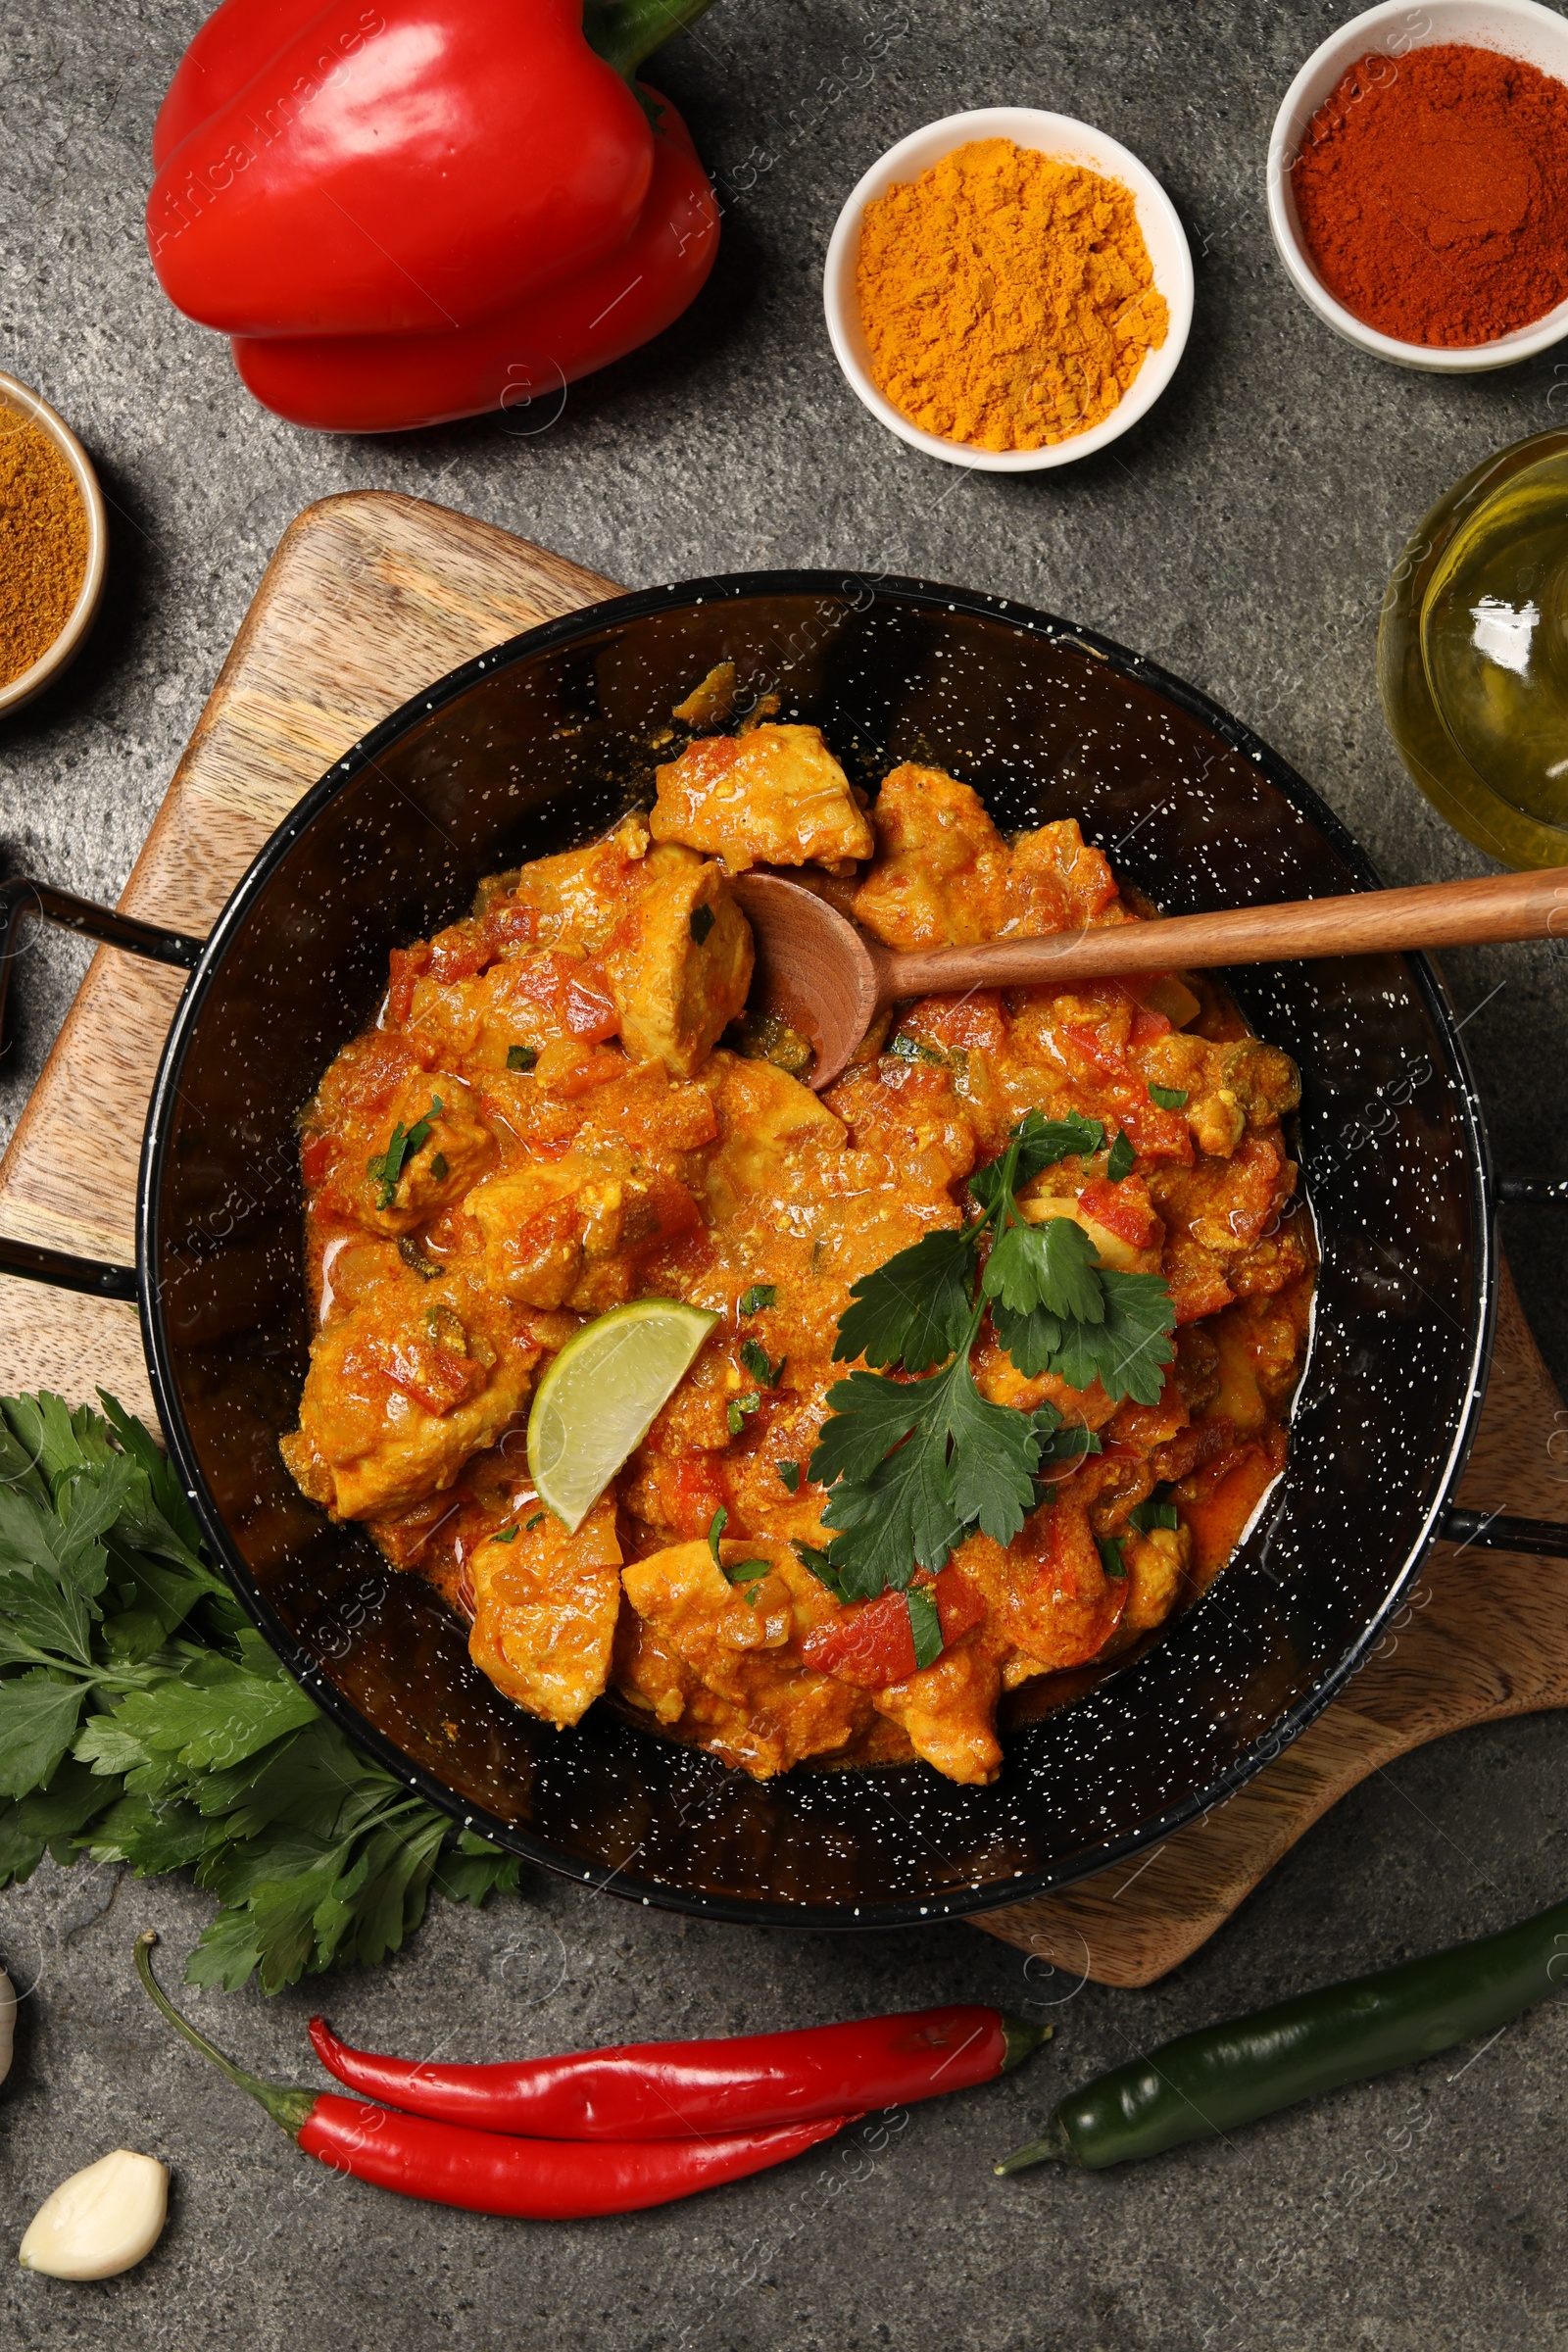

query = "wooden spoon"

[732,864,1568,1092]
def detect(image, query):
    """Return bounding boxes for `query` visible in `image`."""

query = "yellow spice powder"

[857,137,1169,453]
[0,407,87,687]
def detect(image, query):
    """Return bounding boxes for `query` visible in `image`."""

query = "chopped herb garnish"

[1128,1495,1180,1534]
[368,1097,444,1208]
[1106,1129,1137,1182]
[429,1152,449,1181]
[804,1110,1175,1602]
[397,1236,441,1281]
[726,1392,761,1436]
[723,1558,770,1586]
[777,1460,801,1494]
[492,1525,518,1544]
[886,1031,950,1069]
[1097,1534,1127,1580]
[739,1284,776,1316]
[1148,1083,1189,1110]
[792,1540,848,1601]
[906,1584,944,1669]
[740,1338,784,1389]
[524,1509,547,1531]
[507,1044,539,1073]
[707,1506,728,1564]
[1035,1424,1103,1471]
[690,903,715,946]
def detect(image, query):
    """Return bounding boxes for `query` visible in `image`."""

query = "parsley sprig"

[0,1392,519,1994]
[803,1111,1175,1603]
[368,1096,444,1209]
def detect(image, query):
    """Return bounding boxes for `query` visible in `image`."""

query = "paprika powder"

[0,411,87,689]
[1291,42,1568,347]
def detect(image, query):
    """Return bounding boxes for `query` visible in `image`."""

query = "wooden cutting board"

[2,489,1562,1988]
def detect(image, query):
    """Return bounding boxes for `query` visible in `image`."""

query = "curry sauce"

[282,724,1313,1788]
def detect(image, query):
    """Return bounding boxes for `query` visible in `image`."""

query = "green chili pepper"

[996,1894,1568,2174]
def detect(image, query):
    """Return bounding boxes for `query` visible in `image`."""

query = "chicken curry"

[282,710,1313,1788]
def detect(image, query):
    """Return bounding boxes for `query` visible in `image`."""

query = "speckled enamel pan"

[6,575,1564,1928]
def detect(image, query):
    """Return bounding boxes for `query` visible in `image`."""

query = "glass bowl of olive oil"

[1379,428,1568,869]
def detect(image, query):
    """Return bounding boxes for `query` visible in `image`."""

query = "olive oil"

[1378,429,1568,869]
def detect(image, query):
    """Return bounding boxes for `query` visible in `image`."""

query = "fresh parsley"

[1128,1494,1180,1534]
[0,1391,521,1995]
[368,1096,444,1209]
[1105,1128,1137,1181]
[690,904,715,946]
[739,1285,776,1316]
[506,1043,539,1072]
[723,1558,770,1587]
[1097,1534,1127,1580]
[740,1338,784,1389]
[706,1506,728,1564]
[906,1585,943,1669]
[524,1509,547,1531]
[805,1111,1176,1602]
[491,1524,518,1544]
[727,1393,760,1436]
[777,1461,801,1494]
[1148,1083,1189,1110]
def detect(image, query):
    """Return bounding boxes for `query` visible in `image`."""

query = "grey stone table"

[2,3,1567,2346]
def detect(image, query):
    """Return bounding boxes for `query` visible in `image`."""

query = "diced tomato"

[1217,1132,1290,1247]
[1061,1023,1132,1081]
[669,1452,726,1540]
[375,1337,487,1417]
[1115,1096,1194,1164]
[622,1175,702,1257]
[300,1132,333,1191]
[1168,1260,1236,1325]
[538,1044,625,1099]
[877,1059,949,1098]
[385,942,432,1029]
[802,1566,981,1690]
[1129,1003,1172,1045]
[1078,1175,1163,1252]
[512,952,619,1042]
[484,900,539,955]
[906,991,1007,1057]
[428,921,493,987]
[1025,1502,1128,1665]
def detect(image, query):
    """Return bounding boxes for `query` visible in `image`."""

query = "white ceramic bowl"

[823,107,1194,472]
[0,370,107,716]
[1267,0,1568,373]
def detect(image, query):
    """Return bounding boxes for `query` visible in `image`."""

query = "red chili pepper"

[309,2002,1047,2138]
[146,0,720,430]
[135,1935,852,2217]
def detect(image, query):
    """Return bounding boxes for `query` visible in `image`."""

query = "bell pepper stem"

[994,2115,1077,2174]
[998,2015,1054,2072]
[134,1932,316,2140]
[583,0,721,80]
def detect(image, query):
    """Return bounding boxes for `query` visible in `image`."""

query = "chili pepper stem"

[998,2016,1054,2073]
[582,0,722,81]
[134,1932,315,2141]
[994,2117,1077,2175]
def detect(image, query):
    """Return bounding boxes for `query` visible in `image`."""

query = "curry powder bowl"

[125,578,1491,1927]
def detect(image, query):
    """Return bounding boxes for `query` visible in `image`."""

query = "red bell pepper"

[146,0,721,430]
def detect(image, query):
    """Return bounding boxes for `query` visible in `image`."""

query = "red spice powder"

[1291,42,1568,346]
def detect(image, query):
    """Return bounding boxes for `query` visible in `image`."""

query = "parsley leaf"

[492,1525,518,1543]
[506,1043,539,1072]
[690,904,715,946]
[1148,1083,1189,1110]
[984,1215,1104,1325]
[727,1393,760,1435]
[723,1558,770,1586]
[970,1110,1103,1212]
[1129,1495,1180,1533]
[739,1285,776,1315]
[368,1097,444,1209]
[1106,1129,1137,1181]
[740,1338,783,1389]
[777,1461,801,1494]
[906,1585,943,1670]
[1097,1535,1127,1580]
[0,1390,524,1991]
[524,1509,546,1531]
[707,1506,728,1564]
[834,1225,979,1373]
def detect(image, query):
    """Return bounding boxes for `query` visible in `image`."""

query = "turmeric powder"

[856,138,1169,453]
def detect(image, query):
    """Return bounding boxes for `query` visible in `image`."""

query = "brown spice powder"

[0,408,88,688]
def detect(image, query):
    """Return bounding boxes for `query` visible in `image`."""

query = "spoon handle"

[881,866,1568,996]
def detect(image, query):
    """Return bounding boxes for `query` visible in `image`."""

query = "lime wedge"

[527,1298,718,1532]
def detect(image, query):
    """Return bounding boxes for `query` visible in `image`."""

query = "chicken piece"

[281,1264,537,1520]
[475,816,655,951]
[405,948,619,1072]
[956,1499,1127,1678]
[671,661,737,727]
[871,1641,1004,1786]
[1005,818,1121,934]
[617,1538,862,1775]
[300,1035,496,1239]
[1121,1524,1190,1634]
[466,1157,700,1312]
[599,844,754,1077]
[853,763,1012,949]
[467,1494,622,1728]
[650,724,873,873]
[702,1051,848,1213]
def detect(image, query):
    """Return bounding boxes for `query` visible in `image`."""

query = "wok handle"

[0,876,206,1302]
[1440,1509,1568,1559]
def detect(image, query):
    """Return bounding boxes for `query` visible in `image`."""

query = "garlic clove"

[18,2149,169,2280]
[0,1969,14,2087]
